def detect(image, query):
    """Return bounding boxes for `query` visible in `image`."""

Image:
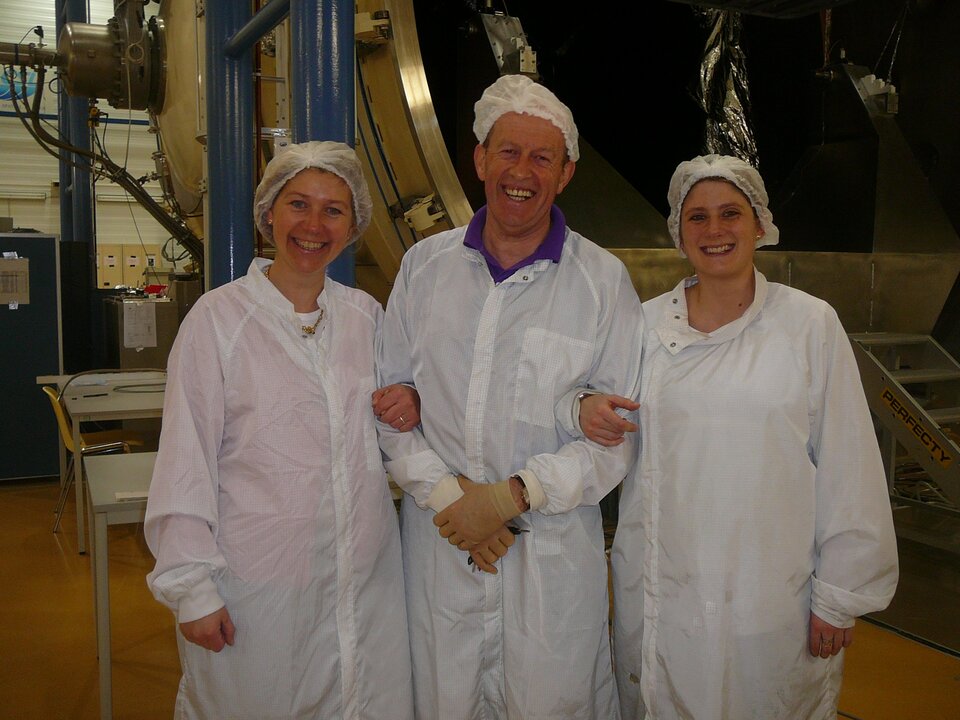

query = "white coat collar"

[655,267,768,354]
[459,244,556,285]
[249,258,331,323]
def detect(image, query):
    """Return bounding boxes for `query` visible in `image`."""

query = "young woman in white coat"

[576,154,899,719]
[145,141,417,720]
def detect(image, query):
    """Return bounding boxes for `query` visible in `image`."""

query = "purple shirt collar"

[464,205,567,283]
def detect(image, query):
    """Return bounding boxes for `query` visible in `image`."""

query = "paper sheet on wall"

[1,253,28,307]
[123,301,158,349]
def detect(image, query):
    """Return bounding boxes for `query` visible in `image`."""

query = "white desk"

[53,373,165,553]
[84,451,157,720]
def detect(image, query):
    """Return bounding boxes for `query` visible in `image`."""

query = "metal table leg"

[91,501,113,719]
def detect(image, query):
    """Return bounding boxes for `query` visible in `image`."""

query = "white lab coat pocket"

[532,513,608,634]
[515,327,593,429]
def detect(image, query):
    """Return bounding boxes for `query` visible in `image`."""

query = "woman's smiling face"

[267,168,355,279]
[679,179,762,281]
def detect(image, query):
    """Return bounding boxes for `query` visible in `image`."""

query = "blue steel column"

[290,0,355,286]
[206,0,255,289]
[56,0,93,254]
[54,0,72,248]
[57,0,95,371]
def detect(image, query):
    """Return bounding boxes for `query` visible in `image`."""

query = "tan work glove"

[434,475,525,548]
[467,525,519,574]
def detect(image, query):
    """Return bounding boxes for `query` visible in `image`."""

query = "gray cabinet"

[0,233,62,481]
[103,296,178,370]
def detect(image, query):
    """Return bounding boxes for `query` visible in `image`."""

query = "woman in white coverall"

[575,154,899,719]
[145,141,416,720]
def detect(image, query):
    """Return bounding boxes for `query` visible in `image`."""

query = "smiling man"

[375,75,643,720]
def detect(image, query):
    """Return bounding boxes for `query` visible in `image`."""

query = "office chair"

[42,385,142,533]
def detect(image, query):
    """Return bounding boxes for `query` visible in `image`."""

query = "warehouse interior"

[1,0,960,717]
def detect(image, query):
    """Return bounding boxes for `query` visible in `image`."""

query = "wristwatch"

[510,474,530,512]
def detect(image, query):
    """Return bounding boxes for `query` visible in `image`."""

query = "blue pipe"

[290,0,355,286]
[206,0,255,289]
[224,0,290,57]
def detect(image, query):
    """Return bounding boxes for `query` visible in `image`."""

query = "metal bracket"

[356,11,391,46]
[399,194,445,232]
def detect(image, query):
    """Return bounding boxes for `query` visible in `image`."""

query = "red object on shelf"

[144,284,168,296]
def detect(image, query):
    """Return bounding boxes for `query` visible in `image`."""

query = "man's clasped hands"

[433,475,527,574]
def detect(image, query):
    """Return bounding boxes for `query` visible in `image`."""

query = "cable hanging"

[874,0,910,83]
[2,55,204,267]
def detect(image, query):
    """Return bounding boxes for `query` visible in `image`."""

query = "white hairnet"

[667,154,780,257]
[473,74,579,162]
[254,140,373,244]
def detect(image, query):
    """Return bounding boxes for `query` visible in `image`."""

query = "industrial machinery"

[1,0,472,295]
[1,0,672,301]
[3,0,960,546]
[0,0,203,265]
[852,333,960,550]
[666,0,858,18]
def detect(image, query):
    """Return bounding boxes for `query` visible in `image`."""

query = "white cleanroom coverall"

[146,259,414,720]
[377,219,643,720]
[611,270,898,720]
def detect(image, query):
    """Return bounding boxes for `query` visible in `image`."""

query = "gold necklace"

[264,264,324,337]
[300,309,324,336]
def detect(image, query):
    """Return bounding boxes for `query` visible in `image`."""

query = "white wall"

[0,1,191,274]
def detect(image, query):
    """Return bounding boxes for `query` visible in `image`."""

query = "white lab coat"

[145,259,413,720]
[377,221,643,720]
[612,270,898,720]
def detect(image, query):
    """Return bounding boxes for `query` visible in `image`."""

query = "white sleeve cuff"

[513,468,547,511]
[555,386,594,437]
[425,474,465,512]
[572,390,598,436]
[810,576,858,628]
[176,575,225,624]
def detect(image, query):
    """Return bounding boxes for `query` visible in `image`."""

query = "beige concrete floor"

[2,477,959,719]
[0,478,178,719]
